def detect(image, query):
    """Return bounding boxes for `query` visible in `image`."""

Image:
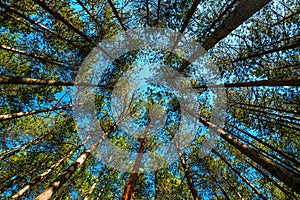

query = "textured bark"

[35,134,105,200]
[0,135,47,161]
[10,143,82,199]
[172,0,202,49]
[225,124,300,173]
[245,159,298,200]
[230,101,299,115]
[0,75,113,88]
[202,0,238,39]
[178,154,200,200]
[206,169,230,200]
[123,138,146,200]
[0,3,75,46]
[0,44,64,66]
[213,150,268,200]
[192,78,300,89]
[0,104,74,121]
[35,150,91,200]
[233,37,300,62]
[179,0,271,71]
[185,109,300,193]
[107,0,128,31]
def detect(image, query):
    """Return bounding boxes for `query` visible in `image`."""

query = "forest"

[0,0,299,199]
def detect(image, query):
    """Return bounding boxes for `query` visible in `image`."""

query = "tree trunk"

[123,138,147,200]
[185,109,300,193]
[193,78,300,89]
[0,44,64,66]
[179,0,271,71]
[10,143,83,199]
[0,104,74,121]
[84,166,107,200]
[178,154,200,200]
[34,134,105,200]
[212,150,268,200]
[107,0,128,31]
[206,168,230,200]
[245,159,298,200]
[226,122,300,170]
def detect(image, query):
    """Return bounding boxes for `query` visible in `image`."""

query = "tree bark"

[178,153,200,200]
[206,168,230,200]
[123,138,147,200]
[227,122,300,167]
[0,135,48,161]
[34,133,106,200]
[185,109,300,193]
[0,104,74,121]
[10,143,83,199]
[0,44,64,67]
[179,0,271,72]
[212,150,268,200]
[245,159,298,200]
[192,78,300,89]
[107,0,128,31]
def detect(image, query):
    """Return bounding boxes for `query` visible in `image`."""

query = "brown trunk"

[225,125,300,174]
[84,166,107,200]
[107,0,128,31]
[226,122,300,169]
[123,138,147,200]
[185,109,300,193]
[192,78,300,89]
[206,168,230,200]
[245,159,298,200]
[172,0,202,49]
[0,75,113,88]
[0,104,74,121]
[0,44,64,66]
[179,0,271,71]
[35,134,105,200]
[212,150,268,200]
[202,0,238,39]
[10,143,83,199]
[0,134,48,161]
[178,155,200,200]
[230,100,299,115]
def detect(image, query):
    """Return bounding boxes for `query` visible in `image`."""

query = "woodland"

[0,0,299,199]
